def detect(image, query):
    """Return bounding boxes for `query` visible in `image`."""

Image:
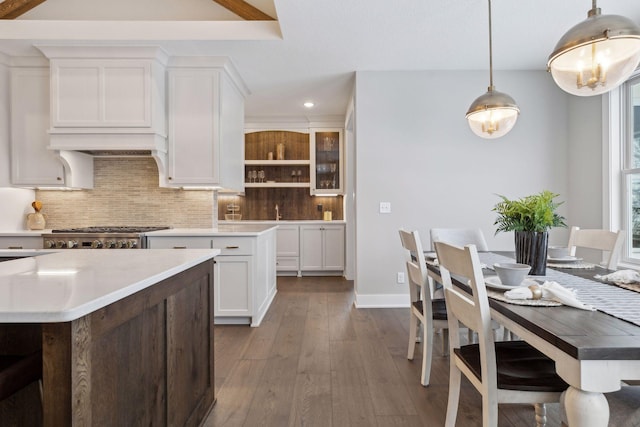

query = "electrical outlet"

[317,204,323,212]
[379,202,391,214]
[397,272,405,284]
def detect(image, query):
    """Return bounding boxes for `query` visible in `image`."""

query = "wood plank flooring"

[205,276,585,426]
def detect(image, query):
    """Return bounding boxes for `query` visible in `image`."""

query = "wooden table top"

[427,252,640,361]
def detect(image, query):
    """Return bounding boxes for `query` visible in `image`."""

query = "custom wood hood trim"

[212,0,274,20]
[0,0,47,19]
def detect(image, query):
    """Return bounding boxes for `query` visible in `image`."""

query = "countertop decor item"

[465,0,520,139]
[26,200,46,230]
[493,190,566,275]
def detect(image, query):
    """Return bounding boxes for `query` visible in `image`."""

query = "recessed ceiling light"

[303,101,314,108]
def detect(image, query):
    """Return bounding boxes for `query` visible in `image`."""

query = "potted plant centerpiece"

[493,190,566,275]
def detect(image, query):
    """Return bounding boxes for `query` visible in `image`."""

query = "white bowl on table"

[548,246,569,259]
[493,263,531,287]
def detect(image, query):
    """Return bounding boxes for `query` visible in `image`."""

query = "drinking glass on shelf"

[291,170,297,182]
[297,170,302,182]
[258,170,265,183]
[247,170,252,183]
[251,170,258,183]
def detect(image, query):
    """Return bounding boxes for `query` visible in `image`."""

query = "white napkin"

[504,281,595,311]
[595,269,640,284]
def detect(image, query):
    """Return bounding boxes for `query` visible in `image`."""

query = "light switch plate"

[379,202,391,214]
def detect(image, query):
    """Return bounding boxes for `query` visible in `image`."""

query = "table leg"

[563,386,609,427]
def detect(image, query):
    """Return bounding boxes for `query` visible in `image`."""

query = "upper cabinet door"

[310,128,344,195]
[166,67,245,190]
[50,58,163,130]
[10,67,65,186]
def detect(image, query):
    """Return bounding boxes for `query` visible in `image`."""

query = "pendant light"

[547,0,640,97]
[466,0,520,139]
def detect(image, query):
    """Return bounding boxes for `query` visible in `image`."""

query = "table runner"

[481,252,640,327]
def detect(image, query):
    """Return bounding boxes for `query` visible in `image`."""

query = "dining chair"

[0,350,42,403]
[434,241,568,427]
[567,226,625,269]
[399,229,448,386]
[429,227,508,342]
[430,228,489,251]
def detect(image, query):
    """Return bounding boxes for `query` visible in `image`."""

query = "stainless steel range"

[42,226,171,249]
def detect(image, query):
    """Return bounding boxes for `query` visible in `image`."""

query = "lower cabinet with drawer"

[145,229,276,327]
[0,236,43,249]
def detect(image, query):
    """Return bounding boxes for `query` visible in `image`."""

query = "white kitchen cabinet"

[276,224,300,274]
[0,236,43,249]
[300,224,345,274]
[166,62,246,190]
[310,128,344,195]
[145,229,276,326]
[10,67,63,186]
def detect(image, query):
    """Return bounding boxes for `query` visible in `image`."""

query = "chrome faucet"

[275,204,282,221]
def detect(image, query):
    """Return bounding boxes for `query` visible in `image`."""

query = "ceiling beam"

[0,0,48,19]
[212,0,274,21]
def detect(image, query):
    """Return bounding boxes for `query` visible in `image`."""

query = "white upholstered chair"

[567,226,624,270]
[434,241,568,427]
[399,229,448,386]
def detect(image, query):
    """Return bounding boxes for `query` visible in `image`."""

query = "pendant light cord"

[488,0,494,90]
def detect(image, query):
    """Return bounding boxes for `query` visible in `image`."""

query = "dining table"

[426,251,640,427]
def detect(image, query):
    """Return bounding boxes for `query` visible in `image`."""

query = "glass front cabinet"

[310,128,344,195]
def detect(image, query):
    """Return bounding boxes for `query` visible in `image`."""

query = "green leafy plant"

[493,190,566,233]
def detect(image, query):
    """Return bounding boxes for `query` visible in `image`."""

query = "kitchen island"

[0,249,219,426]
[145,224,277,326]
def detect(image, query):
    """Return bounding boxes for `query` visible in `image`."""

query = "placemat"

[613,282,640,294]
[480,252,640,327]
[486,289,562,306]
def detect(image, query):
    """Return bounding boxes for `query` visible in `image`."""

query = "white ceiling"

[1,0,640,121]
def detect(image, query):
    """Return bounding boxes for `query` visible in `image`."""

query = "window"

[621,73,640,263]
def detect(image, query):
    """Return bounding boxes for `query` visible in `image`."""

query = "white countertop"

[0,230,51,236]
[219,220,345,225]
[0,249,219,323]
[145,224,278,237]
[0,249,58,257]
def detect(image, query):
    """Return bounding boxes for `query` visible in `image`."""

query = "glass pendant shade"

[466,87,520,139]
[548,7,640,96]
[466,0,520,139]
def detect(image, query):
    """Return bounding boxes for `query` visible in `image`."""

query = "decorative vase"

[514,231,548,275]
[26,212,46,230]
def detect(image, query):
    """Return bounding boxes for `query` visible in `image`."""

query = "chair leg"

[534,403,547,427]
[482,390,499,427]
[421,321,433,386]
[441,328,449,356]
[408,313,417,360]
[445,362,461,427]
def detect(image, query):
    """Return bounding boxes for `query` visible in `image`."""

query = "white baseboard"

[354,292,409,308]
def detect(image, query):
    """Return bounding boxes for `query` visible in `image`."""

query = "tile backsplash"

[35,158,215,229]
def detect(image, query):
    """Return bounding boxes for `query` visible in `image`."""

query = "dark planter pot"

[514,231,548,276]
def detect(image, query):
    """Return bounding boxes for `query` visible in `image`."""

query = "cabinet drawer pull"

[173,246,187,249]
[225,245,240,249]
[8,246,23,249]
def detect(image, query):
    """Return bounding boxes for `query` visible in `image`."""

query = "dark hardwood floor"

[204,276,635,427]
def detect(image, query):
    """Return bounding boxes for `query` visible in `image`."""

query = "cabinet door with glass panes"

[310,128,344,195]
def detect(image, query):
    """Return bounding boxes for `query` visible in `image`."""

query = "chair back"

[434,241,496,382]
[430,228,489,251]
[399,229,432,301]
[567,226,625,269]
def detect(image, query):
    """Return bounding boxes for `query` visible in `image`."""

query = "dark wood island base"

[3,258,216,427]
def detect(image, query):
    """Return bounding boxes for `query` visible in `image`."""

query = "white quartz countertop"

[0,249,219,323]
[0,249,58,257]
[0,230,51,236]
[144,224,278,237]
[219,220,345,225]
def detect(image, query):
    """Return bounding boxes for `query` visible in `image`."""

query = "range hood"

[36,45,170,184]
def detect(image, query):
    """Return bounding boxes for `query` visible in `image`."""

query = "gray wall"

[352,70,602,306]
